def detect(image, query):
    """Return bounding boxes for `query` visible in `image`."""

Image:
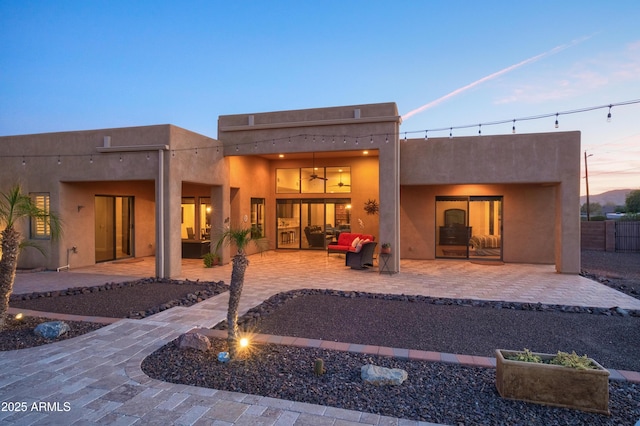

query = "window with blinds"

[30,193,51,239]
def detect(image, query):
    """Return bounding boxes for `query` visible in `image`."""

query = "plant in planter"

[495,349,610,414]
[380,243,391,254]
[203,252,220,268]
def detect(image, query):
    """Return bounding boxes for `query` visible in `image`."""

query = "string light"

[4,99,639,163]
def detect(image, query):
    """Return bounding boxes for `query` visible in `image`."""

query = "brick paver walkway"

[4,252,640,424]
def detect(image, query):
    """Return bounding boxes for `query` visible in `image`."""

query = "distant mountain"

[580,189,633,206]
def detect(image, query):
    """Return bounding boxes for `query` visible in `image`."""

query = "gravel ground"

[4,251,640,424]
[0,315,105,351]
[142,250,640,425]
[2,278,228,351]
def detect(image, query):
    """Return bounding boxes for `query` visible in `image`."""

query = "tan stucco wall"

[218,102,402,270]
[0,125,227,277]
[401,184,556,264]
[400,132,581,273]
[1,103,581,276]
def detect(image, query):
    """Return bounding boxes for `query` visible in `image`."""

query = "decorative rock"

[615,307,630,317]
[217,351,230,363]
[178,332,211,352]
[34,321,70,339]
[361,364,408,386]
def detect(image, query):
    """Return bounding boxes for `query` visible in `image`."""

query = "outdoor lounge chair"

[345,241,377,270]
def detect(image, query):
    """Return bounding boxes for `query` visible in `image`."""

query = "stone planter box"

[495,349,610,415]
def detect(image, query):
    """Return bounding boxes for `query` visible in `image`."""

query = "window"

[251,198,265,238]
[181,197,196,239]
[30,193,51,239]
[276,169,300,193]
[199,197,211,240]
[276,167,351,194]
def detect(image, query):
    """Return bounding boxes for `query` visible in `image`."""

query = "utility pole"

[584,151,593,221]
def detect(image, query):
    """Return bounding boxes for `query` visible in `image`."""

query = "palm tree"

[0,184,61,329]
[214,226,265,359]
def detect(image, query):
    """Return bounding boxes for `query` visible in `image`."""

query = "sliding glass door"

[95,195,134,262]
[435,196,502,260]
[276,198,351,250]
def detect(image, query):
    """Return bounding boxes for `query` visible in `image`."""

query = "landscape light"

[239,337,249,348]
[15,313,23,320]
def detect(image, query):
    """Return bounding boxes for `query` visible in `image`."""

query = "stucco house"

[0,102,580,277]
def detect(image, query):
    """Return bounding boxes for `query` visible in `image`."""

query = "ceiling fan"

[309,152,328,181]
[331,171,351,187]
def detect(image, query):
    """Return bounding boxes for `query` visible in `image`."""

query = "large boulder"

[177,332,211,352]
[34,321,70,339]
[361,364,408,386]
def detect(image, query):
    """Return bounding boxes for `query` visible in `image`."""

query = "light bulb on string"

[22,157,26,166]
[385,134,389,144]
[404,133,407,142]
[57,156,61,165]
[607,105,612,122]
[355,137,359,145]
[424,131,428,141]
[478,124,482,136]
[512,119,516,134]
[449,128,453,139]
[554,113,559,129]
[370,135,374,144]
[90,155,93,164]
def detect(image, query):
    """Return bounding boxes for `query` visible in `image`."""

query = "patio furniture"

[304,226,326,248]
[327,232,375,255]
[346,241,377,270]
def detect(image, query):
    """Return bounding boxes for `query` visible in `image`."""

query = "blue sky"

[1,1,639,196]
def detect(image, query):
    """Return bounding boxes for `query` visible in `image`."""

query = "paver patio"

[4,251,640,425]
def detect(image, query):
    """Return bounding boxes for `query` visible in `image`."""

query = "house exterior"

[0,102,581,277]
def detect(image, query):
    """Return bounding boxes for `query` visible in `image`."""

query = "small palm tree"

[214,226,265,359]
[0,185,61,329]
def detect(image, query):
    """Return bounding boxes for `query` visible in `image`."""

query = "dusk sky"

[1,1,638,197]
